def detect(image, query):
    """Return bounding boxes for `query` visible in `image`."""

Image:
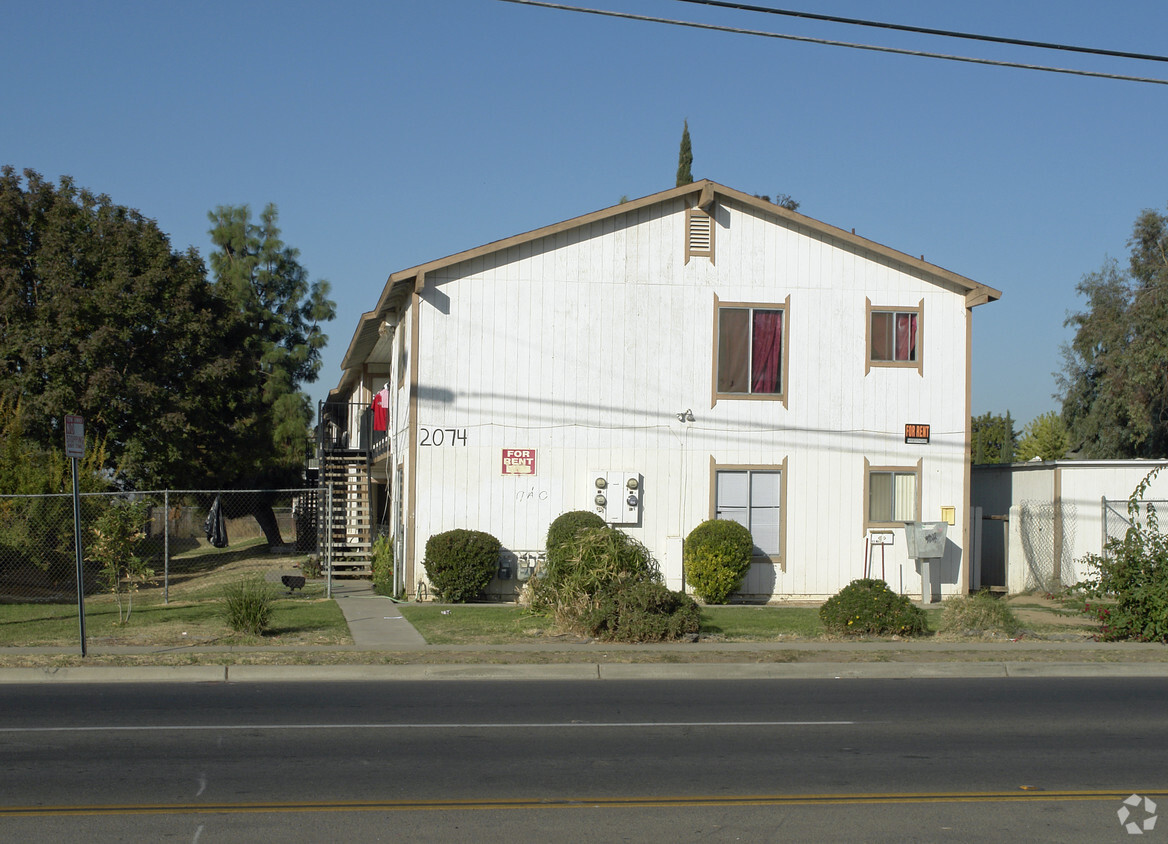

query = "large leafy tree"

[1016,411,1069,462]
[1060,206,1168,458]
[0,166,248,488]
[0,170,337,548]
[971,411,1016,464]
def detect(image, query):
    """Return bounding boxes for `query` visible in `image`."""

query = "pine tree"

[676,120,693,187]
[207,204,336,543]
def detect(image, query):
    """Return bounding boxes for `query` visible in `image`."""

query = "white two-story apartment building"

[324,180,1000,601]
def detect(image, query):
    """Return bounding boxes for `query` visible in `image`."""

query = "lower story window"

[868,469,918,524]
[715,469,782,558]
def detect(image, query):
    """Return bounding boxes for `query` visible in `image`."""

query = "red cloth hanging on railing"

[372,387,389,432]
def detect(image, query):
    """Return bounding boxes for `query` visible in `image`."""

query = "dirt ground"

[1002,592,1099,633]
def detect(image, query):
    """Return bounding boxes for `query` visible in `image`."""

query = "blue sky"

[4,1,1166,429]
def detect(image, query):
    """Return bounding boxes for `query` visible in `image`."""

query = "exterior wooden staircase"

[318,453,373,578]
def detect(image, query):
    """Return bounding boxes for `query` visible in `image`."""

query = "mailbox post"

[905,521,948,604]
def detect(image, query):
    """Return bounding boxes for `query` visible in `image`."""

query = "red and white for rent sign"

[501,449,536,475]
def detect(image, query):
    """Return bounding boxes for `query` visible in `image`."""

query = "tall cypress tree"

[676,120,693,187]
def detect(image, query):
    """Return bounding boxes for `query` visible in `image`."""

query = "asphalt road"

[1,678,1165,842]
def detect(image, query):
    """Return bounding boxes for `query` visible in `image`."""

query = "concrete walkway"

[330,581,427,649]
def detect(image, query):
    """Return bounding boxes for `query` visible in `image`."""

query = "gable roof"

[331,179,1000,397]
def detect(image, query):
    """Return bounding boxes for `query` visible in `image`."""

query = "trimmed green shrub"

[423,529,501,602]
[221,574,275,635]
[371,534,394,596]
[819,578,927,637]
[579,579,701,642]
[684,518,754,603]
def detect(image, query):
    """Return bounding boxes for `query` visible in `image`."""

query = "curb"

[5,662,1168,683]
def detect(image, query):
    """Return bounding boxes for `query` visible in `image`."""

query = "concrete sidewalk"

[330,581,427,649]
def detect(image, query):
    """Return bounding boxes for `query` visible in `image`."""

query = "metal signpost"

[64,415,87,657]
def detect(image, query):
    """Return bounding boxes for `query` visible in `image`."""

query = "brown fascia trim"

[708,184,1002,304]
[376,180,1000,314]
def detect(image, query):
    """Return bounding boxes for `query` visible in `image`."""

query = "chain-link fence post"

[163,489,170,604]
[326,484,333,600]
[1101,496,1108,561]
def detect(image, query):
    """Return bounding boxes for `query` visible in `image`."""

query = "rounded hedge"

[819,578,927,637]
[422,529,501,602]
[683,519,754,604]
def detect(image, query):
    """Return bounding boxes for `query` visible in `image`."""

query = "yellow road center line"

[5,789,1167,817]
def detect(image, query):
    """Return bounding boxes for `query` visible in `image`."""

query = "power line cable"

[497,0,1168,85]
[667,0,1168,64]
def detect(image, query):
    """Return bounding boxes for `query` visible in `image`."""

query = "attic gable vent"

[686,207,715,264]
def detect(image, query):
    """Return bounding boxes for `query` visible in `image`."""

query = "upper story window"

[866,297,923,375]
[713,295,790,407]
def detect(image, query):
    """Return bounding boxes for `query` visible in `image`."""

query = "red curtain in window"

[750,310,782,394]
[895,313,917,362]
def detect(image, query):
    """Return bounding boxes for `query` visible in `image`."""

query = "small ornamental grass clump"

[221,574,275,636]
[423,529,501,603]
[537,524,699,643]
[938,591,1020,636]
[684,518,754,604]
[529,510,608,611]
[819,578,928,637]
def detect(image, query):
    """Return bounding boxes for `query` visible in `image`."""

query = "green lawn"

[0,589,350,647]
[399,603,949,644]
[399,605,555,644]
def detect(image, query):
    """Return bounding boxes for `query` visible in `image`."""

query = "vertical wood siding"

[394,197,972,599]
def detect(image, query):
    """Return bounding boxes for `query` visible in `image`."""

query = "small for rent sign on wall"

[501,449,536,475]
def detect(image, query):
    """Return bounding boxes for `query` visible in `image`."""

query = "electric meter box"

[589,471,643,525]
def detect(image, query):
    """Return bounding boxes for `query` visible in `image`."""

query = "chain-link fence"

[1017,499,1077,592]
[1103,498,1168,549]
[0,488,322,605]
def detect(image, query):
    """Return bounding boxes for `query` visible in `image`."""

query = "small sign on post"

[65,415,85,459]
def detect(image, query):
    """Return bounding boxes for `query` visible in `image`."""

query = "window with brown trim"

[711,457,788,568]
[715,469,783,559]
[864,458,922,529]
[866,298,923,375]
[714,297,789,404]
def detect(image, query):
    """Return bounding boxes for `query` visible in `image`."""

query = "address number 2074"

[420,427,467,447]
